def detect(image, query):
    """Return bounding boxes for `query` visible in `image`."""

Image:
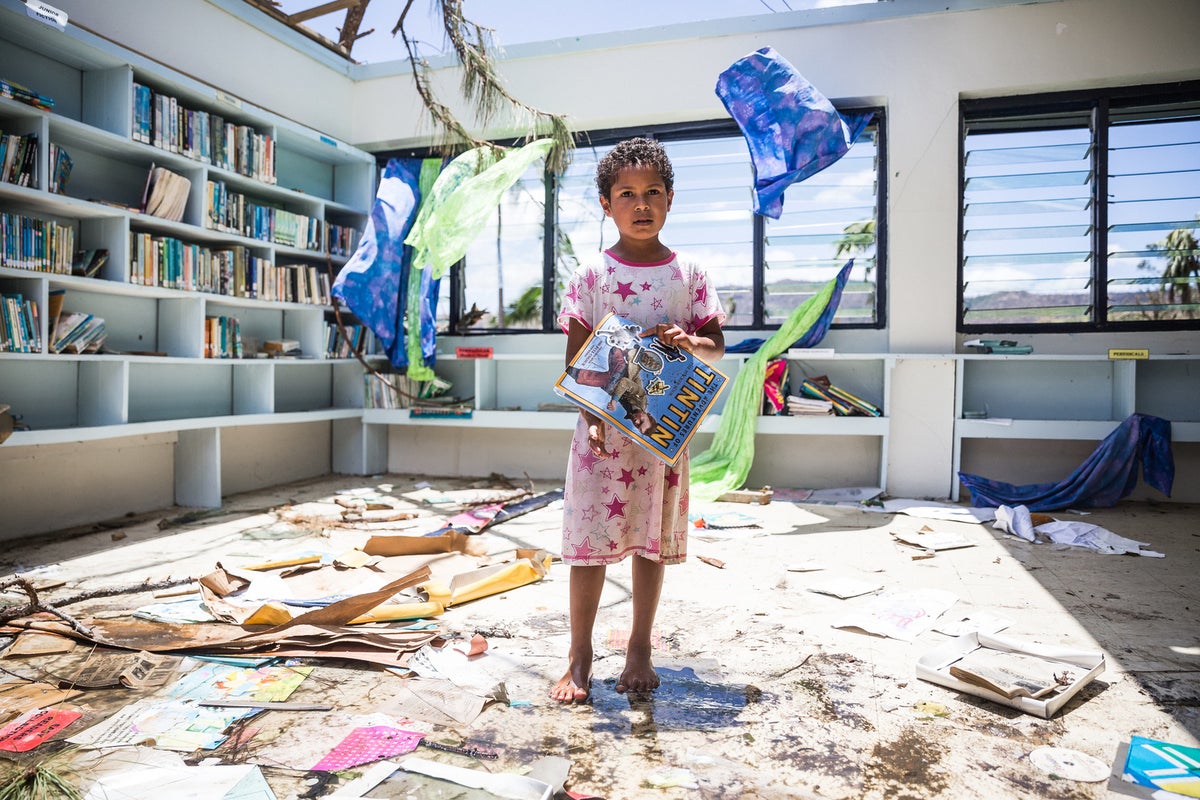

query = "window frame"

[375,109,888,334]
[958,81,1200,334]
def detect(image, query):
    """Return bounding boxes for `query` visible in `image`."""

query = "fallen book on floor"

[917,631,1105,718]
[555,311,727,467]
[948,648,1079,699]
[1108,735,1200,799]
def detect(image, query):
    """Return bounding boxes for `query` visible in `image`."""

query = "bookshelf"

[360,337,896,491]
[951,354,1200,501]
[0,1,376,512]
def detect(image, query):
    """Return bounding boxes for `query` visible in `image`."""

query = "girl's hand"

[584,413,609,457]
[640,323,695,352]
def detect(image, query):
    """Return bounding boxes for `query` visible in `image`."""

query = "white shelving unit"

[0,1,375,507]
[362,346,896,490]
[951,354,1200,500]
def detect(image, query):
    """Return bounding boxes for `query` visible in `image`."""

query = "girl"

[552,138,726,703]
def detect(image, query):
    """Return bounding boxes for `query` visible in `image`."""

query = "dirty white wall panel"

[0,435,175,541]
[888,358,957,500]
[386,427,571,482]
[220,422,332,496]
[747,435,882,493]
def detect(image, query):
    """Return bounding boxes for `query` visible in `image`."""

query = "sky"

[274,0,870,64]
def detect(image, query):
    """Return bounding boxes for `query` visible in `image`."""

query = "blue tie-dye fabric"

[959,413,1175,510]
[716,46,873,219]
[331,158,423,368]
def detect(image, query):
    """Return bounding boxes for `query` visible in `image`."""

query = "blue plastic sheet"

[958,413,1175,511]
[715,46,873,219]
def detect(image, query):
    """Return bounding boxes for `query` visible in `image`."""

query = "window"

[389,113,885,333]
[960,83,1200,331]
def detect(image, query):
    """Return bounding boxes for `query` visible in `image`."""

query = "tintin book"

[554,311,727,467]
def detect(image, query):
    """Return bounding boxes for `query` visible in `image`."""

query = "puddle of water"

[590,666,760,731]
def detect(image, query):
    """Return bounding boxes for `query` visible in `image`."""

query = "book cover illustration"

[554,311,728,467]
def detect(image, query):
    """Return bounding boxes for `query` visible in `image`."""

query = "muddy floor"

[1,473,1197,799]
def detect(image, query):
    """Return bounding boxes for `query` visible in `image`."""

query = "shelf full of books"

[0,0,378,471]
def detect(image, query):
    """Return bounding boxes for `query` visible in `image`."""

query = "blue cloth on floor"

[958,413,1175,511]
[332,158,423,368]
[726,259,853,354]
[715,46,873,219]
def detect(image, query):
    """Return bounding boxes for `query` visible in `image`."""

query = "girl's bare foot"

[615,646,659,694]
[550,651,592,703]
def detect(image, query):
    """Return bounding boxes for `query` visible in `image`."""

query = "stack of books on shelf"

[48,143,72,194]
[51,311,107,354]
[798,376,882,417]
[0,130,37,187]
[326,322,374,359]
[0,211,74,273]
[1,292,40,353]
[204,315,243,359]
[0,77,53,111]
[140,164,191,222]
[132,82,275,183]
[787,394,834,416]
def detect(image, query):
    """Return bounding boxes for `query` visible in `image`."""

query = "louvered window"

[764,127,881,326]
[960,84,1200,331]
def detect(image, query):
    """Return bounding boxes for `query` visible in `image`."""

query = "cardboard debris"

[916,632,1105,718]
[400,756,552,800]
[891,525,976,554]
[0,682,84,720]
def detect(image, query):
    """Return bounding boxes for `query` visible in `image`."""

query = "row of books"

[798,376,883,417]
[0,211,75,273]
[128,232,333,304]
[0,131,37,187]
[204,180,353,253]
[326,322,375,359]
[132,82,275,184]
[363,372,442,409]
[1,78,53,112]
[0,292,40,353]
[204,315,244,359]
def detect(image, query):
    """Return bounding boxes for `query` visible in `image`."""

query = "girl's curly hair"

[595,137,674,198]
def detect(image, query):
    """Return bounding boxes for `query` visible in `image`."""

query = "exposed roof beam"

[288,0,361,25]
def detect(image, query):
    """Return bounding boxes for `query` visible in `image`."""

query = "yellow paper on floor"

[421,550,550,607]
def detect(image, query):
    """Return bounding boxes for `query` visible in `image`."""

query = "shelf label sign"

[455,347,494,359]
[25,1,67,31]
[1108,348,1149,360]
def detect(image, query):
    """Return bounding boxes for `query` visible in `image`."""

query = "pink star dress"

[557,250,726,566]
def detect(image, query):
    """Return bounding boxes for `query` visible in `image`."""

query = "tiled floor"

[1,473,1197,799]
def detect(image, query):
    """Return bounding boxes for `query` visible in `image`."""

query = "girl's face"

[600,164,674,243]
